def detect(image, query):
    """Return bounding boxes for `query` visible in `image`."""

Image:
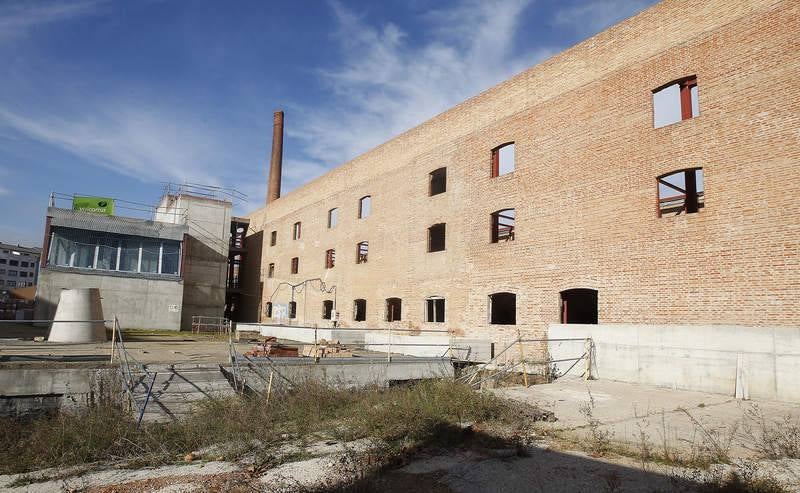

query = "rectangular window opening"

[428,223,446,252]
[489,292,516,325]
[322,300,334,320]
[354,299,366,322]
[657,168,704,217]
[292,222,301,240]
[386,297,402,322]
[491,143,515,177]
[425,297,445,323]
[491,209,515,243]
[291,257,299,274]
[270,231,277,246]
[328,208,339,229]
[325,249,336,269]
[653,76,699,128]
[356,241,369,264]
[429,168,447,196]
[359,196,371,219]
[268,263,275,278]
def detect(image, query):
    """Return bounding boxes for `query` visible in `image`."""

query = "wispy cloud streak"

[0,0,106,41]
[290,0,552,168]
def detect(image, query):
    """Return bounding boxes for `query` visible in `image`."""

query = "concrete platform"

[495,377,800,458]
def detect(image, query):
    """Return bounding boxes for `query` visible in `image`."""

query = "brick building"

[241,0,799,360]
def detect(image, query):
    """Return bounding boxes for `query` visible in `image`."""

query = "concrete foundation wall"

[239,323,367,345]
[548,324,800,403]
[0,367,119,416]
[238,323,490,360]
[35,269,183,331]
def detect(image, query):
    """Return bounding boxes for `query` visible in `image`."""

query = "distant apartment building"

[0,243,41,290]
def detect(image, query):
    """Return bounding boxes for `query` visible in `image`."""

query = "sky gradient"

[0,0,657,246]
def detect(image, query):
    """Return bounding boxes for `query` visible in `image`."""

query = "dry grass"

[0,379,523,475]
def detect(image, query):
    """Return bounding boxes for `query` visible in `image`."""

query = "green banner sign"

[72,196,115,215]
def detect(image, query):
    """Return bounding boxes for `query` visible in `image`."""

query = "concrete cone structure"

[47,288,107,343]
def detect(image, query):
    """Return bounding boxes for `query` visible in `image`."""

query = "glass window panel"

[96,238,119,271]
[50,234,73,267]
[119,239,140,272]
[161,242,180,275]
[73,241,95,268]
[140,240,160,273]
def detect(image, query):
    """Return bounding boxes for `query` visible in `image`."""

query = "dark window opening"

[291,257,299,274]
[386,297,402,322]
[489,292,516,325]
[357,241,368,264]
[328,208,339,228]
[491,143,515,177]
[354,299,367,322]
[657,168,704,217]
[265,302,273,318]
[270,231,277,246]
[293,222,301,240]
[428,223,446,252]
[491,209,515,242]
[325,249,336,269]
[322,300,334,320]
[288,301,297,319]
[359,196,371,219]
[268,263,275,278]
[429,167,447,196]
[560,289,598,324]
[425,297,445,323]
[653,76,698,128]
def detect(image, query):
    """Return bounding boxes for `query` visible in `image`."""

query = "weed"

[743,404,800,460]
[578,388,613,456]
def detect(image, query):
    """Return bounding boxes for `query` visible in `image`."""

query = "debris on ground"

[301,339,353,359]
[244,337,299,357]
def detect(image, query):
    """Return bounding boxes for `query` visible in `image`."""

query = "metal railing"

[110,316,158,427]
[49,192,188,223]
[457,337,594,388]
[191,316,231,335]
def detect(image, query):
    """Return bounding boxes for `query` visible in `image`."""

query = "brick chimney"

[266,110,284,205]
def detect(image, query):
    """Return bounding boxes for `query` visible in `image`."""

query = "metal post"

[110,315,117,364]
[517,331,529,388]
[584,338,593,381]
[388,325,393,363]
[266,370,274,404]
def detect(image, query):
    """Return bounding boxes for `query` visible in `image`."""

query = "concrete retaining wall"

[0,367,119,416]
[548,324,800,403]
[237,324,491,360]
[238,323,366,344]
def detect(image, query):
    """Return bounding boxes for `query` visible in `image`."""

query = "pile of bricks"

[301,339,353,359]
[244,337,299,358]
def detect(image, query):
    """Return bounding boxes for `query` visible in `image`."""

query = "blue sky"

[0,0,656,246]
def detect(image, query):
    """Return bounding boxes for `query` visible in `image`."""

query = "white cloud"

[0,0,106,41]
[289,0,552,168]
[0,106,231,186]
[552,0,652,37]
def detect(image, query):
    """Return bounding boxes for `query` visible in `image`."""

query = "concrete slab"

[494,377,800,458]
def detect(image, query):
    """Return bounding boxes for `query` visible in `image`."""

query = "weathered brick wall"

[242,0,800,351]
